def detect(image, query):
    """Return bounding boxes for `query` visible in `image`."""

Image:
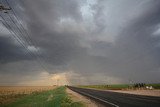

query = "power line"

[4,0,51,71]
[0,14,31,56]
[0,2,49,72]
[5,0,33,45]
[0,13,49,71]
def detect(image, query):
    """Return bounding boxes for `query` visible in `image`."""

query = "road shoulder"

[66,88,103,107]
[105,89,160,97]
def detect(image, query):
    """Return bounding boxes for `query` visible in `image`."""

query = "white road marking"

[76,90,119,107]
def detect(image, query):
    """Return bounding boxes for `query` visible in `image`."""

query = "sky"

[0,0,160,86]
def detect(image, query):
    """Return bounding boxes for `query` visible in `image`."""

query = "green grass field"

[79,84,129,90]
[148,84,160,89]
[2,86,84,107]
[79,83,160,90]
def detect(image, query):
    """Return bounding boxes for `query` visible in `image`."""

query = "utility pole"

[0,3,11,13]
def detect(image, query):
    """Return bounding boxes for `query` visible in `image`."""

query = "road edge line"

[72,89,119,107]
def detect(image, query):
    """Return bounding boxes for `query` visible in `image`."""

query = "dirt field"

[0,86,56,105]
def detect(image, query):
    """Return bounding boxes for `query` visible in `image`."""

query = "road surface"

[68,86,160,107]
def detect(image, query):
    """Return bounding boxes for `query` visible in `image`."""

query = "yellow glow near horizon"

[51,73,69,85]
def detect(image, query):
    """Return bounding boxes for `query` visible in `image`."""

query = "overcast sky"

[0,0,160,86]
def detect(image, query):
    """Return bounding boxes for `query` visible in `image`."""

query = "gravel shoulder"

[66,88,103,107]
[106,89,160,97]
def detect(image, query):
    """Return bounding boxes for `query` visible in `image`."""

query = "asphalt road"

[68,86,160,107]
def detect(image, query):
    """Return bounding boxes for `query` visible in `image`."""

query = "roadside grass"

[79,83,160,90]
[3,86,84,107]
[79,84,129,90]
[148,83,160,89]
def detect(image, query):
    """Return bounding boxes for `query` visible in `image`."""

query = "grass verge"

[79,84,129,90]
[148,84,160,89]
[78,83,160,90]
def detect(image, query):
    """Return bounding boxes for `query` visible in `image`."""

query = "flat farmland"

[0,86,56,105]
[0,86,85,107]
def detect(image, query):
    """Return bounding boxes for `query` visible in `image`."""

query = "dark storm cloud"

[1,0,83,68]
[68,0,160,84]
[0,35,31,63]
[0,0,87,80]
[21,0,83,66]
[0,0,160,85]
